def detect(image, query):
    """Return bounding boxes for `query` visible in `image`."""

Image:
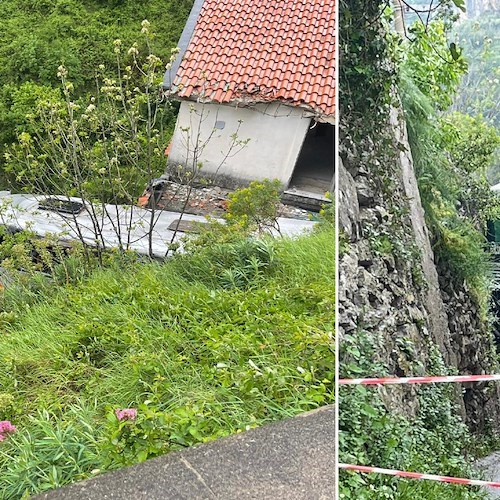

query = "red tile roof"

[172,0,335,118]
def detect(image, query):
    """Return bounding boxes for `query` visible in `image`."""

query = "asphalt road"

[476,452,500,498]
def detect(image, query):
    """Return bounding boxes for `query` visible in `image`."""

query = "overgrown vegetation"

[0,216,334,497]
[0,0,194,176]
[339,0,499,497]
[452,12,499,130]
[0,5,336,495]
[1,23,184,263]
[401,18,500,298]
[340,340,485,499]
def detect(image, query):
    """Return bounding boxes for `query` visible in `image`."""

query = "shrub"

[225,179,282,233]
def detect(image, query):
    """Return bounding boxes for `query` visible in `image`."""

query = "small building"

[164,0,336,196]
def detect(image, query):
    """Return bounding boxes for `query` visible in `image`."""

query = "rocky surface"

[437,265,500,431]
[156,181,313,220]
[338,107,500,430]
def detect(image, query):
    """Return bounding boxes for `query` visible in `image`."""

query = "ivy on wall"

[339,0,499,497]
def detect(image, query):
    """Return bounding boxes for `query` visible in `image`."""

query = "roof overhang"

[167,92,335,124]
[163,0,206,89]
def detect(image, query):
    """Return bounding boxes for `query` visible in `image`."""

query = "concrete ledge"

[37,405,335,500]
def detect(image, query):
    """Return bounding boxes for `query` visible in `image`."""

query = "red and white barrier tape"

[339,374,500,385]
[339,464,500,488]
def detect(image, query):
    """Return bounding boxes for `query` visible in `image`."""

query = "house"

[163,0,335,197]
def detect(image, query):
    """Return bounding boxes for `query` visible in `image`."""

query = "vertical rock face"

[339,106,500,431]
[388,107,456,367]
[437,264,500,431]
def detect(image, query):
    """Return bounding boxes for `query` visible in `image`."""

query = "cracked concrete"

[36,405,335,500]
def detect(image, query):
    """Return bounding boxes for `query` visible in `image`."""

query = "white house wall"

[167,101,312,187]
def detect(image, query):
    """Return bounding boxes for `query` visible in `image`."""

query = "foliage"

[225,179,282,233]
[0,406,101,498]
[181,179,294,258]
[451,12,500,185]
[403,20,467,110]
[439,113,499,178]
[0,82,63,152]
[0,0,191,90]
[400,20,499,296]
[4,28,174,203]
[0,0,193,175]
[401,76,494,295]
[339,333,486,500]
[1,25,206,261]
[0,227,334,495]
[316,193,335,228]
[339,0,399,137]
[452,13,500,128]
[434,219,489,290]
[172,237,278,290]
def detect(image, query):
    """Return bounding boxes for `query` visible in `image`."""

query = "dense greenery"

[340,0,498,497]
[0,223,334,497]
[452,12,500,183]
[401,18,500,296]
[0,0,192,91]
[452,12,500,128]
[340,334,485,500]
[0,5,336,496]
[0,0,192,177]
[2,25,178,236]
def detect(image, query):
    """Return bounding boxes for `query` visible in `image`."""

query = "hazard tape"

[338,374,500,385]
[339,464,500,488]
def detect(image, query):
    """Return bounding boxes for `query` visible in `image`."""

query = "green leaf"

[450,0,466,12]
[361,404,378,417]
[449,43,461,61]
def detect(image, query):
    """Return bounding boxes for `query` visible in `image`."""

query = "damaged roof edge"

[172,94,336,123]
[163,0,206,89]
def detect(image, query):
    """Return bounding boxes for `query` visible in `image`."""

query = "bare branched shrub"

[3,22,248,263]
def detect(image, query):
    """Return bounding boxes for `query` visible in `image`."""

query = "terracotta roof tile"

[172,0,335,118]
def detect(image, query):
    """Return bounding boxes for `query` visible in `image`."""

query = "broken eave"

[166,90,335,124]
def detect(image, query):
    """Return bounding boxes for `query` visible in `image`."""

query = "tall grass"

[0,228,334,496]
[400,68,490,294]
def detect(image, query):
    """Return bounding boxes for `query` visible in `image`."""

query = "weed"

[0,227,334,495]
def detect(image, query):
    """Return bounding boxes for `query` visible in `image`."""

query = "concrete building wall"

[167,101,312,187]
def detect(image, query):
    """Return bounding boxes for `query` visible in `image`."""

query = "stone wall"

[339,107,500,431]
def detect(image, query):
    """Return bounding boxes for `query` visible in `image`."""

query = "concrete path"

[37,405,335,500]
[476,452,500,498]
[0,192,316,259]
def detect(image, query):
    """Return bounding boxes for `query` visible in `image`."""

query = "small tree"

[4,21,248,262]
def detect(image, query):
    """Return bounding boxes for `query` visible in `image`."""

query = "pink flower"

[115,408,137,421]
[0,421,16,433]
[0,421,16,442]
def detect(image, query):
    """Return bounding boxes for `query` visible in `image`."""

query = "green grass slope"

[0,229,334,497]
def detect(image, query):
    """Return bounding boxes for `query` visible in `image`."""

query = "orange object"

[137,194,150,208]
[171,0,336,118]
